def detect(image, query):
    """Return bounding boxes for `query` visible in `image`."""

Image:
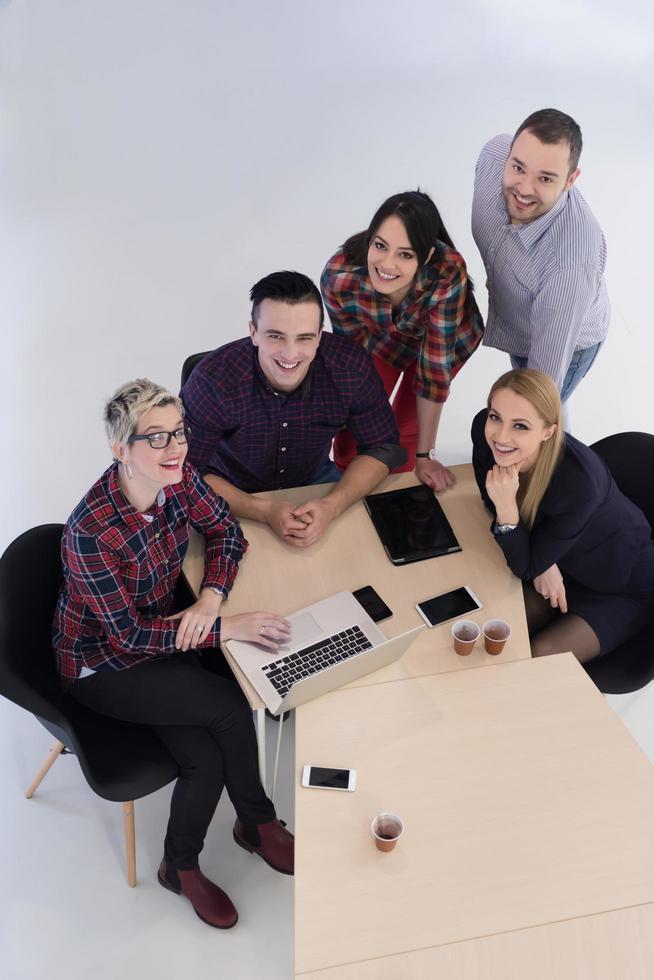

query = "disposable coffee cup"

[451,619,480,656]
[371,812,404,853]
[482,619,511,656]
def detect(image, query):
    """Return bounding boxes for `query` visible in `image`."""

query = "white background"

[1,5,654,978]
[2,0,653,552]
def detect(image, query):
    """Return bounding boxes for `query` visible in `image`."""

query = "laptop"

[226,591,424,715]
[364,483,461,565]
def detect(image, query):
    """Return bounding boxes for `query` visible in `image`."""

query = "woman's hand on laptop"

[221,612,291,650]
[166,589,223,651]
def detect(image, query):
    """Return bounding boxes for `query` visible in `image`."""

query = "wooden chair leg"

[25,740,66,798]
[123,801,137,887]
[25,741,139,888]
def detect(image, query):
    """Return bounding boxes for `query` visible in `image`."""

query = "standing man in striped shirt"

[472,109,609,403]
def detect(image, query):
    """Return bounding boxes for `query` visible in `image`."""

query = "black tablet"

[363,483,461,565]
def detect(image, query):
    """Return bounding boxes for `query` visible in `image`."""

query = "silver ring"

[196,624,204,632]
[543,594,550,600]
[259,626,266,635]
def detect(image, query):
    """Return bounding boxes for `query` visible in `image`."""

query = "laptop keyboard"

[261,625,373,699]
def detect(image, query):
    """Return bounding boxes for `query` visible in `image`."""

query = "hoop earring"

[123,462,133,480]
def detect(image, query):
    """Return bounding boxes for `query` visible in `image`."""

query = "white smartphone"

[416,586,483,628]
[301,765,357,792]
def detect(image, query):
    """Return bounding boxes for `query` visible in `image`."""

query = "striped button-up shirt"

[472,134,609,389]
[321,244,484,403]
[52,462,247,683]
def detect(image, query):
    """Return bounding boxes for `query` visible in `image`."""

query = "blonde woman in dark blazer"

[471,369,654,662]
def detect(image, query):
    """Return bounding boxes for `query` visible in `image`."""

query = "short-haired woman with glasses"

[53,378,293,929]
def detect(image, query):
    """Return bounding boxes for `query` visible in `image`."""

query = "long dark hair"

[343,190,458,267]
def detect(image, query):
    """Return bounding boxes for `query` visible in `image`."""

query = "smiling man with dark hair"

[181,271,405,548]
[472,108,609,404]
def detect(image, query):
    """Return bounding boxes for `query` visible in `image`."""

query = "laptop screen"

[364,484,461,564]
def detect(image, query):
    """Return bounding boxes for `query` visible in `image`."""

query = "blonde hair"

[104,378,183,446]
[487,369,564,529]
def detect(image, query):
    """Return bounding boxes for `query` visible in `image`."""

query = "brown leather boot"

[158,860,238,929]
[233,818,294,875]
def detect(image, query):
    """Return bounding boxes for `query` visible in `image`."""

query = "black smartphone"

[352,585,393,623]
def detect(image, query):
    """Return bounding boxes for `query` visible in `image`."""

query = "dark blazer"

[471,409,653,593]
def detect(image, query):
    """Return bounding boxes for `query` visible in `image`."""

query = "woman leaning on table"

[471,368,654,663]
[321,190,484,492]
[52,378,293,930]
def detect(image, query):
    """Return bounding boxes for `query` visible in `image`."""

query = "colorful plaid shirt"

[320,243,484,403]
[181,334,404,493]
[52,462,247,683]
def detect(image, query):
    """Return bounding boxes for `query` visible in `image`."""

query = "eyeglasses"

[127,426,191,450]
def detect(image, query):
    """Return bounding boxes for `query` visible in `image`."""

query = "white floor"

[2,3,652,976]
[606,689,654,766]
[0,700,295,980]
[3,680,654,980]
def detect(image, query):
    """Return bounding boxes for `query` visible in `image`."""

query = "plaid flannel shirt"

[320,242,484,403]
[53,462,247,683]
[181,334,404,493]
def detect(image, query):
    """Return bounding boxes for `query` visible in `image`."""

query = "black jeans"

[70,654,275,869]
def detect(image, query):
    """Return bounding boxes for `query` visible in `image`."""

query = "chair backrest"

[590,432,654,529]
[180,351,211,389]
[1,525,181,800]
[0,524,70,726]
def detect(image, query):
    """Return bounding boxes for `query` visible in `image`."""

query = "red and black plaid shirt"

[320,243,484,403]
[52,462,247,683]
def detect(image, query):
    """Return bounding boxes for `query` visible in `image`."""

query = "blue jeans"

[510,342,603,431]
[307,459,343,486]
[510,341,603,403]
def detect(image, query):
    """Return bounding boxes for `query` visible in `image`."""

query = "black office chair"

[0,525,179,886]
[180,351,211,388]
[583,433,654,694]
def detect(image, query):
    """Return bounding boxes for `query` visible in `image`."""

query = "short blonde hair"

[104,378,183,445]
[487,369,564,529]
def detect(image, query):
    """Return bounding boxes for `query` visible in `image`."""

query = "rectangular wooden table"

[295,903,654,979]
[183,465,531,709]
[294,654,654,976]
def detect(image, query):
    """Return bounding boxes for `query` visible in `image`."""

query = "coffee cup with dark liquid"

[371,812,404,852]
[451,619,480,656]
[482,619,511,655]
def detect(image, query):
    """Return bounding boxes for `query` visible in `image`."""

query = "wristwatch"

[415,449,438,460]
[494,522,518,535]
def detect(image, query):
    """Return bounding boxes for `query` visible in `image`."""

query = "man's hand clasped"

[263,497,338,548]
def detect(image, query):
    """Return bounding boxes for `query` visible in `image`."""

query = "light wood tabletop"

[183,465,531,708]
[295,902,654,979]
[294,653,654,975]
